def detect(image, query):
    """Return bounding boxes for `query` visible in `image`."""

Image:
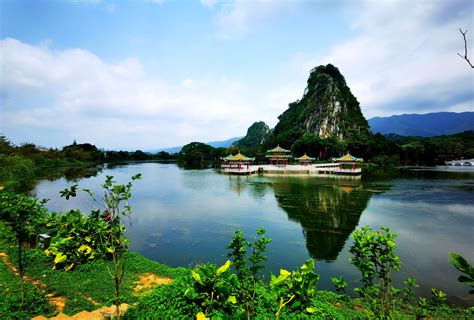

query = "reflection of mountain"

[271,178,373,261]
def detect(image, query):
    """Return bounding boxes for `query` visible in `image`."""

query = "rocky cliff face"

[234,121,271,147]
[272,64,370,147]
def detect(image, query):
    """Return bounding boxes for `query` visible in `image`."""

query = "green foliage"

[2,248,182,316]
[0,154,35,190]
[270,64,371,154]
[248,228,272,281]
[60,174,141,317]
[398,131,474,165]
[44,209,109,271]
[270,259,320,317]
[449,252,474,294]
[226,230,247,278]
[0,191,50,301]
[331,276,348,294]
[349,225,401,315]
[430,288,447,305]
[291,133,324,159]
[234,121,271,148]
[226,227,272,318]
[184,261,239,318]
[400,277,419,304]
[0,259,55,319]
[178,142,225,168]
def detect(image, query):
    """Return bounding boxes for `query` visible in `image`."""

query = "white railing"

[220,163,361,175]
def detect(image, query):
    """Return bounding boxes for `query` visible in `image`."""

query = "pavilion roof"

[265,154,292,158]
[296,153,315,161]
[332,153,363,162]
[221,154,235,161]
[226,152,255,161]
[267,145,291,153]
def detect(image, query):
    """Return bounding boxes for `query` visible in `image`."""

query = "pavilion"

[266,145,292,166]
[221,152,255,171]
[332,152,363,170]
[295,153,316,165]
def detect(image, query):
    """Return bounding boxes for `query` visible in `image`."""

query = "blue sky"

[1,0,473,150]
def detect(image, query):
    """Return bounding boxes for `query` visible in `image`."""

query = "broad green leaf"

[217,260,231,276]
[77,244,92,255]
[458,276,474,285]
[227,296,237,304]
[54,252,67,264]
[196,312,209,320]
[280,269,291,276]
[306,307,316,313]
[64,263,74,271]
[192,271,204,285]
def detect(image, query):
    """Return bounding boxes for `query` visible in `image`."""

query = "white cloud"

[182,78,193,88]
[144,0,165,5]
[214,0,290,38]
[0,38,271,149]
[290,0,474,118]
[200,0,216,9]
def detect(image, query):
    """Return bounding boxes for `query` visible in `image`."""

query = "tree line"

[177,131,474,168]
[0,136,177,191]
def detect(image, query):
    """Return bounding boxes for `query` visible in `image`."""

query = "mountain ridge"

[368,112,474,137]
[149,136,242,154]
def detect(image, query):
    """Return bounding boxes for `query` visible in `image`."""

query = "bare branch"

[457,28,474,68]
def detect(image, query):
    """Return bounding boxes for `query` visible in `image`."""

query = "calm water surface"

[33,163,474,306]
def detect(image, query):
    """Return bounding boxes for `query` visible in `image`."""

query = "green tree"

[349,226,401,316]
[60,174,141,318]
[0,193,49,303]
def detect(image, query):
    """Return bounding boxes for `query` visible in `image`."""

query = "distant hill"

[368,112,474,137]
[151,136,242,154]
[234,121,271,148]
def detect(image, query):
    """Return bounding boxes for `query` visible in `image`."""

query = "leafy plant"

[349,225,401,315]
[270,259,320,317]
[44,209,109,271]
[449,252,474,294]
[184,260,238,318]
[401,277,419,304]
[60,173,141,318]
[226,227,271,319]
[331,276,348,294]
[0,192,49,303]
[430,288,447,306]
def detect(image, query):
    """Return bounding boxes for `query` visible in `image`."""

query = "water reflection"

[269,177,376,261]
[19,165,104,194]
[31,165,102,183]
[31,164,474,305]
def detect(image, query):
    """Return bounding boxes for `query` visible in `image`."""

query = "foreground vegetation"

[1,184,473,319]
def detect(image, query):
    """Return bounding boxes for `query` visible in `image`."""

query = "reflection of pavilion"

[271,178,373,261]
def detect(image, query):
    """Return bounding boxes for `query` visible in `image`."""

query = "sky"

[0,0,473,150]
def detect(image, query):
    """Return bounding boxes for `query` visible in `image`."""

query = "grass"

[0,257,55,319]
[1,243,188,316]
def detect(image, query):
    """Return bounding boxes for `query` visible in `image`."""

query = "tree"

[60,174,141,318]
[458,28,474,68]
[0,193,49,303]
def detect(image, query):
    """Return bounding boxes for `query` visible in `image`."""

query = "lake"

[32,163,474,306]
